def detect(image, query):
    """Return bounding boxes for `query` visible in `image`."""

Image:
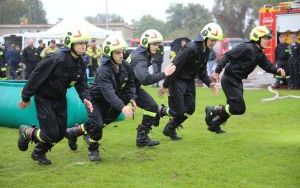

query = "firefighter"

[36,39,45,57]
[0,44,7,80]
[274,34,290,88]
[205,26,286,133]
[85,39,102,77]
[152,44,164,87]
[22,39,40,79]
[127,29,176,147]
[40,39,58,58]
[159,23,221,140]
[289,34,300,89]
[65,36,136,161]
[17,30,93,165]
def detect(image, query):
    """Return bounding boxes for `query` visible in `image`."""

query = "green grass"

[0,87,300,188]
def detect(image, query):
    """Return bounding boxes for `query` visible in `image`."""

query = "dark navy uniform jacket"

[215,42,279,79]
[163,34,211,88]
[89,56,136,112]
[22,47,90,102]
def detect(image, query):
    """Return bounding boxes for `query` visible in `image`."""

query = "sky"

[41,0,215,24]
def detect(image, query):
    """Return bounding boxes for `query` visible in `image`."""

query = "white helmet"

[201,23,223,41]
[140,29,163,48]
[103,36,128,57]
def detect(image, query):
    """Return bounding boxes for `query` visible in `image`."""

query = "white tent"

[32,17,122,40]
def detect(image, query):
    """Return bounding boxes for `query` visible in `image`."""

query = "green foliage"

[0,0,47,24]
[166,3,213,39]
[24,0,47,24]
[0,87,300,188]
[0,0,28,24]
[86,13,125,24]
[131,3,213,40]
[213,0,289,38]
[132,15,170,39]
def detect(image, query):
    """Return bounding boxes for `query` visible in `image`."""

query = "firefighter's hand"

[19,101,29,109]
[158,86,168,97]
[84,99,93,113]
[277,68,286,78]
[122,106,134,118]
[211,72,220,83]
[210,82,218,96]
[164,64,176,76]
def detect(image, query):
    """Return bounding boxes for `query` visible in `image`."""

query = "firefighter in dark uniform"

[127,29,176,147]
[36,39,45,58]
[17,30,93,165]
[0,44,7,80]
[22,39,40,79]
[289,34,300,89]
[65,36,136,161]
[274,34,290,88]
[159,23,222,140]
[152,44,164,87]
[205,26,286,133]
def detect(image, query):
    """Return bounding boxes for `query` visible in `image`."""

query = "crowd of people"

[274,33,300,89]
[8,23,290,165]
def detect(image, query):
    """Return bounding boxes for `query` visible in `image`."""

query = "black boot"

[18,125,35,151]
[31,142,52,165]
[205,106,229,134]
[153,104,168,126]
[163,119,182,140]
[136,124,160,147]
[65,124,84,151]
[88,142,101,162]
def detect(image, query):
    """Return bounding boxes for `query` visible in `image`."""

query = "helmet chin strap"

[204,38,209,49]
[255,38,263,49]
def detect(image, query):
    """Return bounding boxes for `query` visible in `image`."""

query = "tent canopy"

[31,17,122,40]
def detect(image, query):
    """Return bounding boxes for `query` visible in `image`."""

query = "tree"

[24,0,47,24]
[132,15,169,38]
[213,0,288,38]
[166,3,213,39]
[0,0,28,24]
[86,14,124,24]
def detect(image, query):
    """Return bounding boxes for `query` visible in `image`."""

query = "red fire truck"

[259,1,300,63]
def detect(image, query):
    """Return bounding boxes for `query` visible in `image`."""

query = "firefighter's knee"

[47,133,65,144]
[88,124,103,141]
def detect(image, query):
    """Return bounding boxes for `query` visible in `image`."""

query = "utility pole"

[105,0,109,29]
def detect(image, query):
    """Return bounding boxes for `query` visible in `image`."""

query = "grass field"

[0,87,299,188]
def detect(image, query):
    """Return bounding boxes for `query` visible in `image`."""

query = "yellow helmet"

[140,29,163,48]
[102,36,128,57]
[201,23,223,41]
[64,30,91,48]
[249,26,272,41]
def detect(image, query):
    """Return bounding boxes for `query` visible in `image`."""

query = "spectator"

[85,39,102,77]
[273,34,290,88]
[22,39,40,79]
[7,44,21,79]
[40,39,58,58]
[152,44,164,87]
[36,39,45,58]
[288,34,300,89]
[170,38,190,60]
[0,43,7,80]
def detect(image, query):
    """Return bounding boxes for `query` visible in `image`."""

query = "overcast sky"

[41,0,215,24]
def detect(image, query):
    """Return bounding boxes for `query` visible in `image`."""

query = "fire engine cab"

[259,1,300,63]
